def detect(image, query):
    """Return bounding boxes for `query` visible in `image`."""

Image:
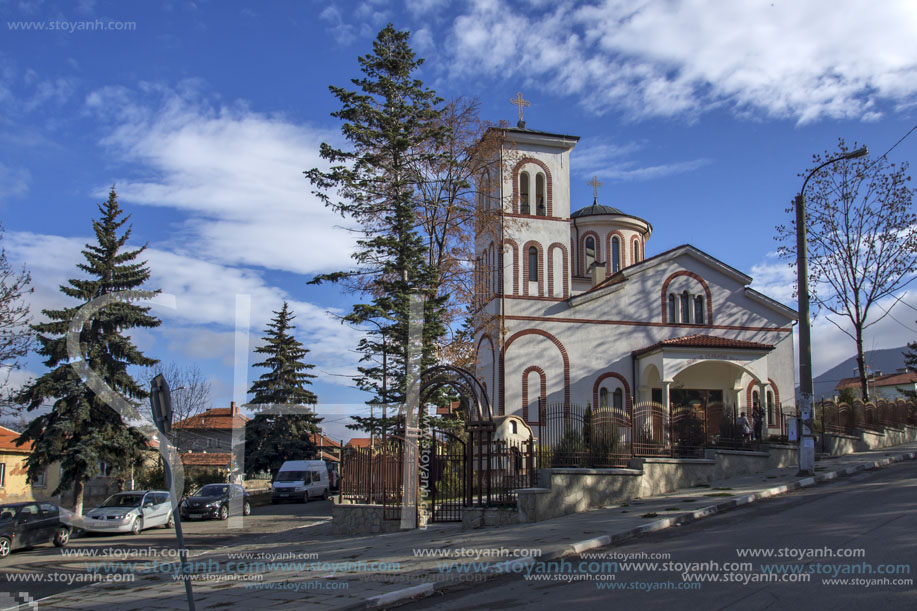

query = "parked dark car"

[180,484,251,520]
[0,501,73,558]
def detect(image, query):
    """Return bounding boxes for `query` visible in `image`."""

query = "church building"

[473,115,797,438]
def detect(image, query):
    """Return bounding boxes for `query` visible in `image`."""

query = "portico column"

[661,381,672,409]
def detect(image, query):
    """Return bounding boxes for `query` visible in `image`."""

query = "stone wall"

[331,501,402,535]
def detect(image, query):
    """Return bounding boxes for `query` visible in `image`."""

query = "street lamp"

[794,145,867,475]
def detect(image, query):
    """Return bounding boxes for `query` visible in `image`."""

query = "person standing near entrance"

[752,406,763,442]
[737,412,751,441]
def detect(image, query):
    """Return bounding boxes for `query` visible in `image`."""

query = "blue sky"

[2,0,916,441]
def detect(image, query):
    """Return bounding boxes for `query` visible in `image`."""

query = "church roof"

[633,334,774,357]
[570,203,625,218]
[488,125,581,141]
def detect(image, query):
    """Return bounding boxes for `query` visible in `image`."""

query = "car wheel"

[242,501,251,516]
[0,537,10,558]
[218,505,229,520]
[130,517,143,535]
[165,514,175,529]
[321,489,328,501]
[301,492,309,503]
[270,499,278,505]
[53,526,71,547]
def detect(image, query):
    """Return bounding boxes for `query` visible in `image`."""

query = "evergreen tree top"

[249,302,318,407]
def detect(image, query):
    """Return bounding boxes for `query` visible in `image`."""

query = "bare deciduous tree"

[138,362,212,448]
[777,139,917,401]
[0,227,34,414]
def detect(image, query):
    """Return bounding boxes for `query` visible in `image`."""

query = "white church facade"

[473,124,797,438]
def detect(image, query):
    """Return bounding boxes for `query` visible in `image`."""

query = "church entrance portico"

[633,335,776,445]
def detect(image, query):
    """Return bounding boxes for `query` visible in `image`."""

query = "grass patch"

[681,499,697,503]
[694,484,711,488]
[621,510,629,513]
[704,492,733,497]
[713,487,733,490]
[641,512,658,518]
[767,475,777,479]
[664,507,680,511]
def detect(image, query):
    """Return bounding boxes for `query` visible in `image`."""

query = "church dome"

[571,203,626,218]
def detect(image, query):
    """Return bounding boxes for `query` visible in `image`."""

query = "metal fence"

[819,398,916,435]
[535,401,772,465]
[534,402,632,468]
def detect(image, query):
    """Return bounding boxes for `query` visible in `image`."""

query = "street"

[403,460,917,611]
[0,498,332,601]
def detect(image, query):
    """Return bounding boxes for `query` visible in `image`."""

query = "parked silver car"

[84,491,174,535]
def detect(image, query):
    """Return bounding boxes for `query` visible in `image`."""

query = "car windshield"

[0,506,19,521]
[196,484,228,497]
[101,494,143,508]
[276,470,306,482]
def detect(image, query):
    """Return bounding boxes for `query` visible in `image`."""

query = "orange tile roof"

[634,334,774,356]
[0,426,31,453]
[346,437,372,448]
[835,371,917,391]
[174,406,250,430]
[309,433,342,448]
[180,452,233,467]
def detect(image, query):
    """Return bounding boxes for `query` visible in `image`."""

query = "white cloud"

[0,162,30,199]
[405,0,447,17]
[84,84,356,275]
[444,0,917,122]
[4,231,363,388]
[573,140,709,182]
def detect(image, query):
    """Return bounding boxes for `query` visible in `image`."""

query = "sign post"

[151,374,196,611]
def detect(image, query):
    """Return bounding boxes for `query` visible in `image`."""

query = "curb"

[354,450,917,610]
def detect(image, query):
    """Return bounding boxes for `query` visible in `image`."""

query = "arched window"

[510,420,518,435]
[613,388,623,411]
[694,295,705,324]
[681,291,691,324]
[633,240,639,265]
[585,236,596,271]
[752,390,760,409]
[520,171,531,215]
[535,173,546,216]
[600,387,609,409]
[528,247,538,282]
[668,293,677,322]
[611,237,621,273]
[767,391,775,427]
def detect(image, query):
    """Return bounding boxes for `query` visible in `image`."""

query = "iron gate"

[424,428,467,523]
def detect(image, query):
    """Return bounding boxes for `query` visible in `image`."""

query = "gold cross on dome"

[588,176,603,199]
[510,92,530,122]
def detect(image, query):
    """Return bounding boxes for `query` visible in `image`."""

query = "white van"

[271,460,329,503]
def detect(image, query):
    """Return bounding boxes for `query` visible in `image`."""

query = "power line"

[876,123,917,161]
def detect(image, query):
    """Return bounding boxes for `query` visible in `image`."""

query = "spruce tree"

[244,302,322,476]
[306,24,448,427]
[16,188,159,514]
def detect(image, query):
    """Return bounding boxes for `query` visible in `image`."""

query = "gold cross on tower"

[510,92,530,127]
[588,176,603,202]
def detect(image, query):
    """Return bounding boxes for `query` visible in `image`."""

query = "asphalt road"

[0,497,332,601]
[403,460,917,611]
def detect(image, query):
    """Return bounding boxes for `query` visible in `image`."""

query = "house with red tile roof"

[173,402,249,454]
[835,368,917,401]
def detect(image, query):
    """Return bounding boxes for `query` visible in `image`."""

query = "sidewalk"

[34,442,917,610]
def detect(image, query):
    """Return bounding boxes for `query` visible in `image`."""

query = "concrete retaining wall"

[822,426,917,455]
